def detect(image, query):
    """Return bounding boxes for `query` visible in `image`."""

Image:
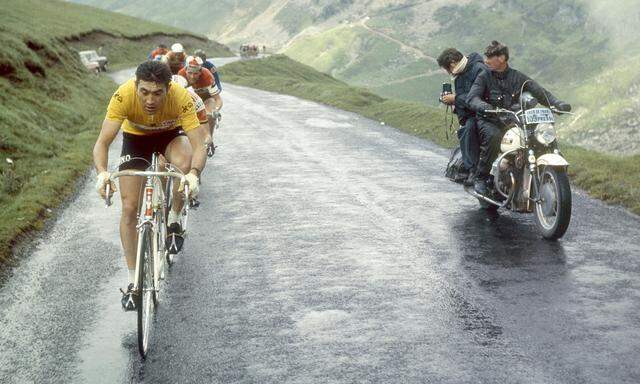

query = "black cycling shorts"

[118,129,185,171]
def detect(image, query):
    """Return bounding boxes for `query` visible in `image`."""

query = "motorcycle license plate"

[525,108,555,124]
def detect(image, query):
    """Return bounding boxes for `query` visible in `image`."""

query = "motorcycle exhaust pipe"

[463,172,516,209]
[463,186,507,207]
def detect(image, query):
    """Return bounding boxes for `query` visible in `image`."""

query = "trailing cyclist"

[193,49,224,107]
[172,74,212,153]
[93,61,208,310]
[148,44,169,60]
[178,55,222,156]
[164,43,187,75]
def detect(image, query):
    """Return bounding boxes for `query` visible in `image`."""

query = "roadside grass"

[0,0,230,266]
[560,54,640,154]
[221,55,640,215]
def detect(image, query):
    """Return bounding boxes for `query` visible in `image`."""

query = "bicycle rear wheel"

[137,226,156,358]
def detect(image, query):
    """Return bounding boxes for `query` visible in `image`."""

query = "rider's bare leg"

[119,175,144,271]
[204,98,217,137]
[212,93,223,111]
[165,135,192,214]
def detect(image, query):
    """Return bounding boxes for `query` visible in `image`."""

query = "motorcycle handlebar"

[549,106,575,115]
[484,107,575,116]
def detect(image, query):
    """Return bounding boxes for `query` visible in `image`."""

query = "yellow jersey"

[105,78,200,136]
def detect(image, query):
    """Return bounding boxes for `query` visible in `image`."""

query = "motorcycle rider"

[437,48,487,185]
[466,41,571,196]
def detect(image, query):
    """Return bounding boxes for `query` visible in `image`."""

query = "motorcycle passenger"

[437,48,486,186]
[466,41,571,196]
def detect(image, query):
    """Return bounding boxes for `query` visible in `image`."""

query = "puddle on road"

[73,273,137,384]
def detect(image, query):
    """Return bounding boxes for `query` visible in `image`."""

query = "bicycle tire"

[137,225,155,358]
[164,177,176,266]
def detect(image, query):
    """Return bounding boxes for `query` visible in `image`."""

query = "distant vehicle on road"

[79,50,108,72]
[239,44,259,59]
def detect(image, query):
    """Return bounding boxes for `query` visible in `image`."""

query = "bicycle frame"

[104,153,189,357]
[105,155,188,288]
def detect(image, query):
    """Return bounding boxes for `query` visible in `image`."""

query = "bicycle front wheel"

[137,226,156,358]
[164,178,175,266]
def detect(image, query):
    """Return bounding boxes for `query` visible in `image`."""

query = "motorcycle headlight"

[535,123,557,145]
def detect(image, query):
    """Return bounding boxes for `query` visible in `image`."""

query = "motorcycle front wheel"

[534,167,572,240]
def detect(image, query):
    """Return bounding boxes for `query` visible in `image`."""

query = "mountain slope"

[68,0,640,154]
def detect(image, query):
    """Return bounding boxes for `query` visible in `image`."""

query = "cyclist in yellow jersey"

[93,61,208,309]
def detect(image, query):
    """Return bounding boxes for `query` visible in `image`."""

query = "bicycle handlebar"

[104,170,187,207]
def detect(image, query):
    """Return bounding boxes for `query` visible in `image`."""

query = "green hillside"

[285,0,605,98]
[283,24,438,103]
[0,0,229,265]
[221,55,640,215]
[69,0,274,39]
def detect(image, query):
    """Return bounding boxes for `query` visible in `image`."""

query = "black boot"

[474,176,488,196]
[463,168,476,186]
[454,169,470,183]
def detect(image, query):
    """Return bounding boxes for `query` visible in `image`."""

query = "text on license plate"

[525,108,555,124]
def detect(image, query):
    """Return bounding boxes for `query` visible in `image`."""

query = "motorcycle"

[446,92,574,240]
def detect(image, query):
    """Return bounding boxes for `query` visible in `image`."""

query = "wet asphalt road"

[1,67,640,384]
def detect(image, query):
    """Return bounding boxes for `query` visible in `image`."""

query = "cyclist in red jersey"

[148,44,169,60]
[172,74,210,135]
[178,56,221,155]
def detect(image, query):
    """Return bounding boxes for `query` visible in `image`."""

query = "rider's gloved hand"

[95,171,116,198]
[555,102,572,112]
[179,172,200,198]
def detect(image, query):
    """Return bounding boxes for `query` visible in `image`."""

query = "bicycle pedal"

[166,233,184,254]
[206,144,216,158]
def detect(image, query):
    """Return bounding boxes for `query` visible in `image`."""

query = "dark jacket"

[466,66,560,124]
[453,52,487,124]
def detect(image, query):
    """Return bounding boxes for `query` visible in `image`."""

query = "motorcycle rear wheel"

[534,167,572,240]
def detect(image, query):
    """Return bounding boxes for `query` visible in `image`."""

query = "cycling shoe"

[120,283,136,311]
[166,222,184,254]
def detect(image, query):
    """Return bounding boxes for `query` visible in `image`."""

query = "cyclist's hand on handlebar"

[179,172,199,198]
[95,171,116,198]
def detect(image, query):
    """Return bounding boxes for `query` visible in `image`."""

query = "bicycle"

[104,153,190,358]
